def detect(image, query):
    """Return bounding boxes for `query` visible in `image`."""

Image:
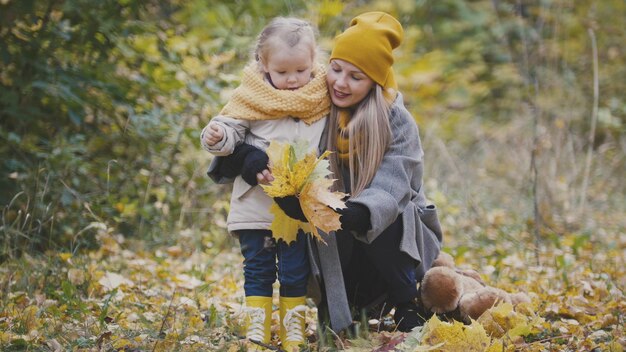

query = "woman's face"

[326,59,375,108]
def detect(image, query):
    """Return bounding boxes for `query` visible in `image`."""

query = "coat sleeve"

[350,104,424,243]
[200,115,249,155]
[206,143,261,184]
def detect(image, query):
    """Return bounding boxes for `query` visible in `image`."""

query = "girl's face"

[262,41,313,90]
[327,59,375,109]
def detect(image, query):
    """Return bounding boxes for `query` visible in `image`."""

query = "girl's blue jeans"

[237,229,309,297]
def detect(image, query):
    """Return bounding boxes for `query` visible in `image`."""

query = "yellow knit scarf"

[336,110,352,163]
[220,63,330,124]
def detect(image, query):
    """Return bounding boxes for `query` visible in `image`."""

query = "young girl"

[200,17,329,351]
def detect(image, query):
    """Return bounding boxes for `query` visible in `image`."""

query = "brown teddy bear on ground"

[419,252,530,323]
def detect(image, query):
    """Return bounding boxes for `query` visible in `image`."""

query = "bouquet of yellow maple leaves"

[261,140,347,244]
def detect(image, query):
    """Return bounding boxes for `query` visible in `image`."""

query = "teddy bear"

[419,252,530,323]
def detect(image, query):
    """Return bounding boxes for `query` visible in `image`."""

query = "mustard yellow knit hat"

[330,12,404,91]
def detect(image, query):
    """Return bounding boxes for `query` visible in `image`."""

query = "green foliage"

[1,0,157,255]
[0,0,309,256]
[387,0,626,133]
[386,0,625,232]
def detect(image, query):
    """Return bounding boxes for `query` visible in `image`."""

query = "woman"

[305,12,443,333]
[209,12,443,334]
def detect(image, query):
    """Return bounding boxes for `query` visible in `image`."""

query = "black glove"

[211,143,260,179]
[274,195,307,222]
[337,202,371,233]
[241,148,270,186]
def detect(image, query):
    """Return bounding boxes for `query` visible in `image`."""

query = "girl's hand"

[257,169,274,185]
[203,123,224,146]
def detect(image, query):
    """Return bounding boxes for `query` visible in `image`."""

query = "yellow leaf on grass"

[59,252,72,262]
[98,271,134,291]
[0,331,10,344]
[20,305,39,333]
[112,338,134,350]
[420,315,492,351]
[67,268,85,286]
[175,274,204,290]
[485,340,505,352]
[478,302,533,338]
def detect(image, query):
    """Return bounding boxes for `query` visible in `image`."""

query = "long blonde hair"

[328,85,392,196]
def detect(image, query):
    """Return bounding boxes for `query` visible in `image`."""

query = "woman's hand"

[274,195,307,222]
[337,202,371,233]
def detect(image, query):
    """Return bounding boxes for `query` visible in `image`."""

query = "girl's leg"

[276,230,309,352]
[237,230,276,343]
[238,229,277,297]
[276,230,309,297]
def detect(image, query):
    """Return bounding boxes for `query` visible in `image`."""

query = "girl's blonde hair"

[327,85,392,196]
[254,17,317,71]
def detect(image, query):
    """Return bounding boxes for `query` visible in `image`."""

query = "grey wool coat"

[307,93,443,332]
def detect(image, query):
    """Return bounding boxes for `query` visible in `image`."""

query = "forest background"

[1,0,624,351]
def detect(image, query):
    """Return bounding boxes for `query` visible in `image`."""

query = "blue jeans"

[237,229,309,297]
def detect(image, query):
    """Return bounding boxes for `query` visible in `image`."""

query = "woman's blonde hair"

[327,85,392,196]
[253,17,317,72]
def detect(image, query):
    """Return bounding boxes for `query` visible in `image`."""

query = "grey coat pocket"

[419,204,443,243]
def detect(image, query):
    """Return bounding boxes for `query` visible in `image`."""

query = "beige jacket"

[201,116,327,233]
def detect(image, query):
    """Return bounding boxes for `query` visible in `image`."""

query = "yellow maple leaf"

[263,142,297,185]
[478,302,534,339]
[300,178,346,242]
[263,141,298,197]
[261,140,345,243]
[420,315,493,351]
[485,340,506,352]
[269,202,313,244]
[263,141,332,197]
[20,305,39,333]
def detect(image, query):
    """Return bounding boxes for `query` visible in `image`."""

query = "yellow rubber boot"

[279,296,307,352]
[245,296,273,344]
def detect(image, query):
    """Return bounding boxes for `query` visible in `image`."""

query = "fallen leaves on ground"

[0,218,624,351]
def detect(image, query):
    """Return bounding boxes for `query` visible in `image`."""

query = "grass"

[1,121,625,351]
[1,188,624,351]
